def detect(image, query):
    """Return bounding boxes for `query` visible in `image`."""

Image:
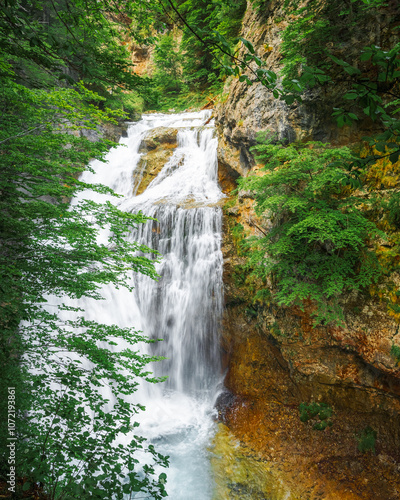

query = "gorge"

[2,1,400,499]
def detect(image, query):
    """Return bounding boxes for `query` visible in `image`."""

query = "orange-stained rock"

[218,190,400,499]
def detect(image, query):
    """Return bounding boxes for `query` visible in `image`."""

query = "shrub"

[356,426,377,454]
[299,402,334,430]
[239,139,384,325]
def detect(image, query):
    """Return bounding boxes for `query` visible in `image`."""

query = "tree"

[147,0,247,104]
[152,33,184,94]
[0,1,169,497]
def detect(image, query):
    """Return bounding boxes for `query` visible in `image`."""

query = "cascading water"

[75,110,224,498]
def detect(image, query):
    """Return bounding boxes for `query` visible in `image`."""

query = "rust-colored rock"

[216,1,400,496]
[218,189,400,498]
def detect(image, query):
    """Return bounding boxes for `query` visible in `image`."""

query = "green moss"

[299,402,334,430]
[211,424,291,500]
[390,344,400,364]
[356,426,377,454]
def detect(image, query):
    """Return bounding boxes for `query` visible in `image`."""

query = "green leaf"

[22,482,31,491]
[389,151,400,164]
[240,37,255,54]
[344,93,358,100]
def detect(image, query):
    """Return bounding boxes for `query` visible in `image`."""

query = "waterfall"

[76,110,224,498]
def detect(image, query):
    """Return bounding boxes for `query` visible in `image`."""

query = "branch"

[157,0,267,85]
[0,125,45,145]
[247,217,269,237]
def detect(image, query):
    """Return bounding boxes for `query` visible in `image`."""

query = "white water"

[75,110,224,498]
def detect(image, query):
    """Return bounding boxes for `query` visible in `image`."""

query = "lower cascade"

[76,110,224,498]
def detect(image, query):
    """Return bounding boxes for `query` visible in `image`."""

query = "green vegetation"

[356,426,377,453]
[152,33,186,96]
[299,402,334,431]
[390,344,400,364]
[280,0,393,85]
[2,0,400,494]
[148,0,247,109]
[230,0,400,326]
[239,140,384,325]
[0,1,169,498]
[178,0,246,89]
[231,222,246,246]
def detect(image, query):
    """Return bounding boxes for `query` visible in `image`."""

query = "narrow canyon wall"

[216,1,400,498]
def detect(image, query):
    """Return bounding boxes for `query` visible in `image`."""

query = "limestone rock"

[139,127,178,152]
[215,0,383,178]
[134,127,178,195]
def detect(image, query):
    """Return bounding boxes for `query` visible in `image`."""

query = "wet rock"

[139,127,178,152]
[134,127,178,195]
[215,389,242,424]
[218,157,241,194]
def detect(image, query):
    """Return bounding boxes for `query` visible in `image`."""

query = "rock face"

[215,1,400,498]
[215,0,390,175]
[219,198,400,499]
[139,127,179,151]
[216,0,310,175]
[80,121,129,144]
[134,127,178,195]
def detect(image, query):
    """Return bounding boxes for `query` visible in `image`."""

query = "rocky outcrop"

[134,127,178,194]
[80,121,129,144]
[130,45,153,76]
[217,194,400,499]
[139,127,178,151]
[215,0,393,176]
[215,2,400,493]
[215,0,310,174]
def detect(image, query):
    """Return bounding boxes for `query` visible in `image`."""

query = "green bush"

[106,90,144,120]
[239,139,384,325]
[390,344,400,364]
[299,402,333,430]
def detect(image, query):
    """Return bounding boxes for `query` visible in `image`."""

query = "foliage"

[178,0,246,89]
[214,0,400,326]
[151,32,188,106]
[20,313,168,500]
[280,1,333,83]
[277,1,400,154]
[0,0,148,92]
[356,426,377,453]
[279,0,378,84]
[106,89,145,120]
[147,0,247,107]
[0,1,170,497]
[239,139,384,325]
[390,344,400,364]
[0,58,169,497]
[231,222,245,246]
[299,402,334,430]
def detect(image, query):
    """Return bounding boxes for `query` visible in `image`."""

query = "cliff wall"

[215,1,400,498]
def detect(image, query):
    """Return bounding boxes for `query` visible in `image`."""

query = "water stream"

[76,110,224,498]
